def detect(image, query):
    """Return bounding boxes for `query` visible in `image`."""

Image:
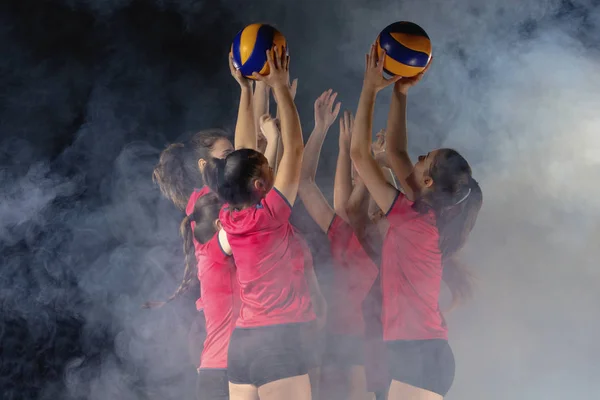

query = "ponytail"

[153,130,230,211]
[152,143,198,212]
[423,149,483,309]
[143,192,224,309]
[142,214,198,309]
[438,178,483,308]
[203,157,227,195]
[203,149,267,208]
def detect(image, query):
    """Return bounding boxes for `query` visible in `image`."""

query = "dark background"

[2,0,600,399]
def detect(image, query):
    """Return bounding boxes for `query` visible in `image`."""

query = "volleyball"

[376,21,432,77]
[231,23,287,79]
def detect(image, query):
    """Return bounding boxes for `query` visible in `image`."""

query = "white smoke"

[337,1,600,398]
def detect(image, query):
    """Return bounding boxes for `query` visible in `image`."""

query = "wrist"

[361,85,378,98]
[314,122,329,132]
[394,87,409,97]
[272,82,289,92]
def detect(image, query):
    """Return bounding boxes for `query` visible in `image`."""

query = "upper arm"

[273,146,303,206]
[218,229,232,256]
[351,151,398,215]
[386,151,419,201]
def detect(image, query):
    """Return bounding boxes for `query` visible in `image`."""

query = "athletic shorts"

[227,322,315,387]
[196,369,228,400]
[306,324,326,368]
[323,334,365,366]
[386,339,455,397]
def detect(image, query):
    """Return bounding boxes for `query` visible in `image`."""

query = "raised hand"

[372,128,385,156]
[259,114,280,144]
[314,89,341,130]
[363,43,402,93]
[229,51,251,89]
[252,46,290,89]
[372,128,389,167]
[394,58,432,95]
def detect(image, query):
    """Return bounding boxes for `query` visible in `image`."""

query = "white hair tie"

[454,188,471,206]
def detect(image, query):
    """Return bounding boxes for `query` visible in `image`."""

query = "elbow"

[388,149,409,159]
[288,141,304,158]
[344,201,359,218]
[349,146,363,162]
[299,173,314,186]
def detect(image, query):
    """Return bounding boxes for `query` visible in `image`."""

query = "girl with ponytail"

[349,46,482,400]
[146,192,239,400]
[204,47,315,400]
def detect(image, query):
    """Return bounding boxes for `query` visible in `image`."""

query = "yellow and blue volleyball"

[231,23,287,79]
[376,21,432,77]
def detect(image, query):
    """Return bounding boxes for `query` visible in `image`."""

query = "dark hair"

[152,129,229,211]
[143,192,223,309]
[417,148,483,308]
[203,148,268,208]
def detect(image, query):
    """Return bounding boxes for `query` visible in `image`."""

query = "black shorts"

[197,369,229,400]
[323,334,365,366]
[227,322,315,387]
[386,339,455,397]
[306,325,326,368]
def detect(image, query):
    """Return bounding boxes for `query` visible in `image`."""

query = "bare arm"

[346,129,385,233]
[255,49,303,205]
[275,78,297,120]
[259,114,280,169]
[350,44,400,214]
[333,110,353,222]
[253,81,269,140]
[385,62,431,200]
[298,90,341,232]
[218,229,232,255]
[229,54,256,150]
[275,133,283,174]
[345,175,370,235]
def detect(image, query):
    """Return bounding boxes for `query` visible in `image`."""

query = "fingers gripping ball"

[231,23,287,79]
[376,21,432,77]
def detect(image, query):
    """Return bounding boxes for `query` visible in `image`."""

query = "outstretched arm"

[274,79,297,170]
[275,78,298,120]
[346,130,386,234]
[298,90,341,233]
[350,44,400,214]
[333,110,353,223]
[259,114,280,169]
[385,61,431,200]
[229,53,256,150]
[253,81,270,152]
[254,48,303,205]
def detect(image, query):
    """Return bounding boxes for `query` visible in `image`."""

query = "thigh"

[388,380,442,400]
[229,382,259,400]
[197,369,229,400]
[258,374,312,400]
